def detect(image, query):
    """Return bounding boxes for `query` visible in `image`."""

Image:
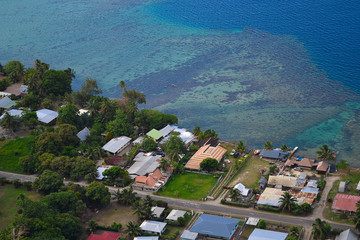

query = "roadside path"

[0,171,352,238]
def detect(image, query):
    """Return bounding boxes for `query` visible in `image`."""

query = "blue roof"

[248,229,288,240]
[258,177,267,184]
[259,150,288,160]
[190,214,240,239]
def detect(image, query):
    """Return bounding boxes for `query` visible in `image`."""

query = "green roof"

[0,96,16,109]
[146,129,164,140]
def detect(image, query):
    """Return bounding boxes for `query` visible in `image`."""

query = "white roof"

[357,181,360,191]
[133,136,144,145]
[0,109,23,119]
[335,229,359,240]
[0,92,11,96]
[249,229,288,240]
[246,217,260,226]
[102,136,131,154]
[18,85,28,94]
[0,96,15,109]
[96,166,112,180]
[257,188,284,207]
[134,237,159,240]
[159,124,175,137]
[140,220,166,234]
[234,183,250,196]
[36,109,58,124]
[128,153,161,176]
[78,109,90,115]
[268,175,298,188]
[151,207,165,218]
[181,230,198,240]
[77,127,90,141]
[166,209,186,221]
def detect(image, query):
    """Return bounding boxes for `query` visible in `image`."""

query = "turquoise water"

[1,0,360,165]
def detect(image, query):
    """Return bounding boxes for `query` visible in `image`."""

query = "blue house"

[190,214,241,239]
[259,150,288,161]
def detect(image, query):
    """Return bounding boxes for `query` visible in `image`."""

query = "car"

[294,167,303,172]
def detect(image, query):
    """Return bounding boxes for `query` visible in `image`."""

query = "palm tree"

[118,188,137,205]
[143,195,154,208]
[279,191,296,212]
[316,144,335,161]
[160,158,171,172]
[263,141,273,150]
[280,144,289,152]
[0,113,21,135]
[125,221,142,239]
[289,226,300,239]
[354,215,360,232]
[312,218,331,240]
[139,207,155,221]
[132,200,144,220]
[237,141,246,153]
[229,189,240,202]
[192,126,201,136]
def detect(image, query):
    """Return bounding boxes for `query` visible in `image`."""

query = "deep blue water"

[150,0,360,92]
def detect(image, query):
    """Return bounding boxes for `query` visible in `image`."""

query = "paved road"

[0,171,353,232]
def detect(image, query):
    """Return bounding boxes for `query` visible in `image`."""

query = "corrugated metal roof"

[248,229,288,240]
[332,194,360,212]
[181,230,198,240]
[36,109,58,124]
[190,214,240,239]
[268,176,297,188]
[335,229,359,240]
[159,124,174,137]
[77,127,90,141]
[257,188,283,207]
[128,154,161,176]
[151,207,165,218]
[140,220,166,234]
[259,150,288,159]
[102,136,131,154]
[166,209,186,221]
[234,183,249,196]
[146,129,163,140]
[0,96,16,109]
[0,109,23,119]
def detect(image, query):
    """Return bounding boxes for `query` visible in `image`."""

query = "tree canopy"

[33,170,64,195]
[200,158,218,172]
[41,69,72,96]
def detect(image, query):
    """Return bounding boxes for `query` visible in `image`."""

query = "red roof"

[332,194,360,212]
[87,231,120,240]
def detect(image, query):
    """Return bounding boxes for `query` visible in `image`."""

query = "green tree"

[19,154,40,174]
[141,136,158,152]
[258,220,266,229]
[87,220,98,233]
[279,191,296,212]
[55,213,82,240]
[198,129,218,140]
[316,144,335,161]
[312,218,331,240]
[114,188,137,205]
[229,188,240,202]
[41,69,72,96]
[85,181,111,208]
[162,135,187,161]
[236,141,246,153]
[58,103,79,126]
[200,158,218,172]
[192,126,201,136]
[103,166,123,182]
[177,216,186,226]
[72,78,102,106]
[36,132,63,154]
[0,112,22,135]
[22,111,38,129]
[106,109,133,137]
[160,158,172,172]
[33,170,64,195]
[134,109,177,133]
[21,92,40,110]
[125,221,142,238]
[58,123,80,146]
[263,141,273,150]
[70,156,97,181]
[43,191,86,217]
[289,226,300,239]
[336,160,349,170]
[4,60,24,82]
[280,144,289,152]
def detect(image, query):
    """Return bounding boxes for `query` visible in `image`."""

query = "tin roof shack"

[259,150,288,161]
[339,181,346,193]
[332,194,360,213]
[268,175,298,190]
[316,161,329,174]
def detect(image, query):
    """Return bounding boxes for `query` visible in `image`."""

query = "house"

[160,125,196,146]
[132,168,170,192]
[335,229,360,240]
[190,214,241,239]
[18,85,28,96]
[0,109,23,119]
[185,144,227,170]
[233,183,250,196]
[36,109,58,124]
[195,137,218,148]
[258,177,267,189]
[134,237,159,240]
[316,161,329,174]
[102,136,131,155]
[140,220,167,235]
[290,188,318,205]
[159,124,174,137]
[133,136,144,145]
[77,127,90,141]
[248,229,288,240]
[151,206,165,219]
[259,150,288,161]
[166,209,187,221]
[339,181,346,193]
[128,153,162,177]
[0,96,16,109]
[87,231,120,240]
[268,175,298,189]
[146,129,164,141]
[257,188,284,207]
[181,230,198,240]
[285,158,317,169]
[332,194,360,213]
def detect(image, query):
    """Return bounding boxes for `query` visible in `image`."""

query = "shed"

[146,129,164,141]
[339,181,346,193]
[102,136,131,154]
[166,209,186,221]
[317,161,329,174]
[140,220,167,235]
[36,109,58,124]
[151,206,165,219]
[248,229,288,240]
[0,96,16,109]
[233,183,249,196]
[133,136,144,145]
[246,217,260,226]
[181,230,198,240]
[0,109,23,119]
[77,127,90,141]
[258,177,267,189]
[18,85,28,95]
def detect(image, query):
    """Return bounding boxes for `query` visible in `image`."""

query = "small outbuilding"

[36,109,58,124]
[233,183,250,196]
[0,109,23,119]
[0,96,16,109]
[259,150,288,161]
[316,161,329,174]
[151,206,165,219]
[258,177,267,189]
[339,181,346,193]
[181,230,198,240]
[166,209,187,221]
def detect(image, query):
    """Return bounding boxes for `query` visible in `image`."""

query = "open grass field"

[90,202,137,226]
[230,156,269,188]
[0,184,41,229]
[0,136,34,173]
[158,172,218,200]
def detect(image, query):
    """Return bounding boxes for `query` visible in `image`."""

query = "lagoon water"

[1,0,360,165]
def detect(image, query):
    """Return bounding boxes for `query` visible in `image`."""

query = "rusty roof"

[332,194,360,212]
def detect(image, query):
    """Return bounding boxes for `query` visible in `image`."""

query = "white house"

[140,220,167,235]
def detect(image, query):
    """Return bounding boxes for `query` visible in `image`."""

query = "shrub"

[0,177,6,186]
[258,220,266,229]
[13,179,22,188]
[23,181,32,191]
[221,199,250,208]
[257,205,280,213]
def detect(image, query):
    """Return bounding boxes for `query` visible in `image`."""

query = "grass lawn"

[90,202,137,227]
[0,184,41,229]
[239,225,255,240]
[0,136,34,173]
[157,172,218,200]
[230,156,269,188]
